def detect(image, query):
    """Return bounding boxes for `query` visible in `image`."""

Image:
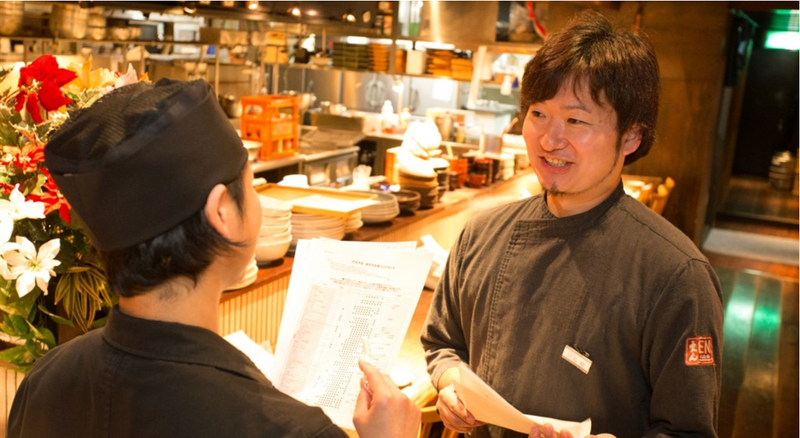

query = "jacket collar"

[103,306,269,384]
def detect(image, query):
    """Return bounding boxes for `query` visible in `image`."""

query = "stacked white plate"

[345,211,363,234]
[257,195,293,263]
[225,257,258,291]
[355,191,400,224]
[290,213,346,248]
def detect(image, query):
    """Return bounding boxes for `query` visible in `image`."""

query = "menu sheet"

[453,363,592,437]
[272,238,433,429]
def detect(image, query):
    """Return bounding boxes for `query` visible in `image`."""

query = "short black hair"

[101,170,246,298]
[520,9,660,165]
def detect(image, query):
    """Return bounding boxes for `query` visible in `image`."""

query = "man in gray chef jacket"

[422,10,723,438]
[8,79,419,438]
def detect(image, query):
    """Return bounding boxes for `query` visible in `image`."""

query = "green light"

[765,31,800,50]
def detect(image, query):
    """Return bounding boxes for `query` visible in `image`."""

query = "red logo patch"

[685,336,715,366]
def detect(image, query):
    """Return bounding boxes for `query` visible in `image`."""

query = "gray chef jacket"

[422,182,723,438]
[8,307,347,438]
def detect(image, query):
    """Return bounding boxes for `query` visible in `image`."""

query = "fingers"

[436,385,482,434]
[358,359,392,395]
[529,424,577,438]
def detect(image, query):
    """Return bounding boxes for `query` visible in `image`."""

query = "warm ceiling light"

[246,1,258,10]
[343,11,356,23]
[183,2,197,14]
[289,4,301,17]
[306,9,318,17]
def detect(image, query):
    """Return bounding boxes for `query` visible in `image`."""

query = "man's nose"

[540,121,566,152]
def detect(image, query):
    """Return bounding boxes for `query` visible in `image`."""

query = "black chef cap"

[45,78,248,251]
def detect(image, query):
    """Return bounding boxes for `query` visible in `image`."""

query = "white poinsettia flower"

[3,237,61,298]
[0,185,45,221]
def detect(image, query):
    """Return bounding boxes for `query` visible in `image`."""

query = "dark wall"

[732,17,800,177]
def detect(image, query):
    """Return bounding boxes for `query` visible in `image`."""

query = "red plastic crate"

[240,95,299,160]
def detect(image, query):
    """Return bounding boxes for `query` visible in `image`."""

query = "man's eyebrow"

[562,104,591,112]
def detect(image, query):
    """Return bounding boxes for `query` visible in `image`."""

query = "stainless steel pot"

[219,95,242,118]
[0,2,24,36]
[50,4,89,39]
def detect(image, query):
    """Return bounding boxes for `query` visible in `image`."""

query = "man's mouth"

[543,157,569,167]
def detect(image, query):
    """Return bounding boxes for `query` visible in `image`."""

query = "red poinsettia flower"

[14,55,77,124]
[28,168,72,224]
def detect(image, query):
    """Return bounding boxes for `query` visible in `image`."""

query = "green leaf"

[8,315,29,335]
[37,304,74,328]
[0,345,29,364]
[90,315,108,329]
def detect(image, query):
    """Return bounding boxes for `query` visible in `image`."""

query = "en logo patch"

[685,336,715,366]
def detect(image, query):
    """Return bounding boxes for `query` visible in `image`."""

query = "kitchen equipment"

[0,2,24,36]
[219,95,242,118]
[86,8,107,41]
[769,151,797,191]
[50,4,89,39]
[433,112,454,142]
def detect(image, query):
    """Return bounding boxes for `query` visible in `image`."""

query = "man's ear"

[204,184,237,240]
[621,125,642,157]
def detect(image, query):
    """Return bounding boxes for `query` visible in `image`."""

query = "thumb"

[358,359,387,392]
[354,377,372,413]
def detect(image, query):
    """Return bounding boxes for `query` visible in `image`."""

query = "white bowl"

[259,196,292,216]
[255,236,292,263]
[262,213,292,226]
[258,228,291,243]
[260,223,290,236]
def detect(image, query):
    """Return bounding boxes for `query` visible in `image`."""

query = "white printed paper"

[453,363,592,437]
[224,330,275,381]
[272,238,433,429]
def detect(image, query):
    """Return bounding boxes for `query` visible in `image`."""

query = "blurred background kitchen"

[0,2,797,438]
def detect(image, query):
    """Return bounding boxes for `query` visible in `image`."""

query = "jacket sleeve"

[420,228,471,390]
[641,259,724,438]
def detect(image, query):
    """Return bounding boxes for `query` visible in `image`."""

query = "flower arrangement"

[0,55,145,372]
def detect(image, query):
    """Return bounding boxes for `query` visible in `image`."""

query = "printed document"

[453,363,592,437]
[272,238,433,429]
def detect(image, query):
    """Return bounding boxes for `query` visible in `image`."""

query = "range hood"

[416,1,499,50]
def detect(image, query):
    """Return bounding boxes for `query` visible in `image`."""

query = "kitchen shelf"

[278,61,472,83]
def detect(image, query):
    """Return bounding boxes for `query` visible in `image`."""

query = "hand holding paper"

[451,363,592,438]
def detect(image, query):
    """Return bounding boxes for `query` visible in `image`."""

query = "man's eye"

[567,118,584,124]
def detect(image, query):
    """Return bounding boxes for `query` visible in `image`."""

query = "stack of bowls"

[257,195,292,263]
[290,213,346,249]
[398,169,439,208]
[225,257,258,291]
[345,211,363,234]
[393,189,421,214]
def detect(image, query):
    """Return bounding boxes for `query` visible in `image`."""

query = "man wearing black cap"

[7,79,419,438]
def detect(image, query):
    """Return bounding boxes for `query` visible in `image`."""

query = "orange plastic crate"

[240,95,299,160]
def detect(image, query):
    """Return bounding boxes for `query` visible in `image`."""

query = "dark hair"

[101,169,247,298]
[520,9,660,165]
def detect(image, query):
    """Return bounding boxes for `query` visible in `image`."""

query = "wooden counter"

[217,169,541,411]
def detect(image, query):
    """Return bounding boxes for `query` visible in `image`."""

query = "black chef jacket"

[8,307,347,438]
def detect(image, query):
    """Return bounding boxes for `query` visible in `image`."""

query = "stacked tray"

[332,42,370,70]
[370,44,390,72]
